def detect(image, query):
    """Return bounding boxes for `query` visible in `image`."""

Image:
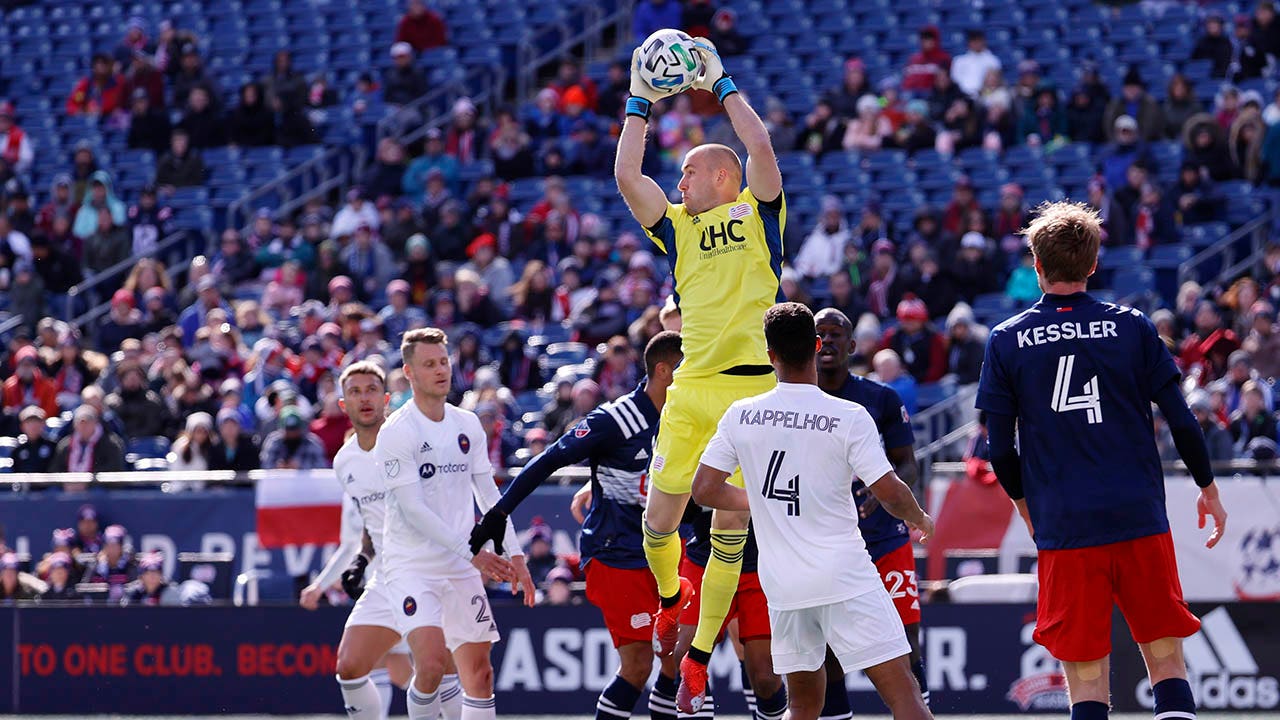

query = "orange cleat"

[652,576,694,656]
[677,654,709,714]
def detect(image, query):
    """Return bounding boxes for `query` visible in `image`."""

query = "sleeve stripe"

[602,403,640,438]
[616,399,648,434]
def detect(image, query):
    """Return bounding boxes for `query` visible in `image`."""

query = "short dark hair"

[764,302,817,369]
[339,360,386,391]
[643,331,682,376]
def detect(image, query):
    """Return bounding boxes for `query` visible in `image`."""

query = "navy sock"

[912,656,930,705]
[597,674,643,720]
[754,684,787,720]
[740,661,756,714]
[819,670,852,720]
[1152,678,1196,719]
[648,674,677,720]
[1071,700,1109,720]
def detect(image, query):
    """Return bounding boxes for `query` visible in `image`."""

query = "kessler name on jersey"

[1016,320,1118,348]
[739,408,841,433]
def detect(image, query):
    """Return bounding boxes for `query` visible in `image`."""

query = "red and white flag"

[254,471,343,548]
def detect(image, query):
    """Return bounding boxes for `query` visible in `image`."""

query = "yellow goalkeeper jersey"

[643,187,786,379]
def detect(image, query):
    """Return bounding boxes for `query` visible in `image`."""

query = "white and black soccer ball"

[636,28,706,96]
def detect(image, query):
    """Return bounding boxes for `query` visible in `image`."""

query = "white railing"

[1178,207,1276,289]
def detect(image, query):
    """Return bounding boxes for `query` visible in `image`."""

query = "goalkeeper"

[616,36,787,714]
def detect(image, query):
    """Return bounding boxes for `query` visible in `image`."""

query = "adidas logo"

[345,474,355,484]
[635,448,649,460]
[1148,606,1279,710]
[420,441,433,453]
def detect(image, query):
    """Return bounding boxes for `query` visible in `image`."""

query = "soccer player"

[814,308,928,717]
[298,361,456,720]
[471,331,685,720]
[376,328,536,720]
[618,37,785,712]
[976,202,1228,720]
[691,302,934,720]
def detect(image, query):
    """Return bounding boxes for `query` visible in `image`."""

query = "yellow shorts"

[649,373,777,495]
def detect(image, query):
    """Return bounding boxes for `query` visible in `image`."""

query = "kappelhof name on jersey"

[738,408,841,433]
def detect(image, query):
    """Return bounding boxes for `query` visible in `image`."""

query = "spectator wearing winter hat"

[889,98,937,152]
[3,346,57,418]
[122,553,182,606]
[12,406,56,473]
[903,26,951,94]
[1191,13,1234,79]
[0,553,38,601]
[51,404,126,475]
[260,407,328,470]
[395,0,448,52]
[168,412,215,472]
[460,233,514,311]
[446,96,485,163]
[842,94,892,151]
[950,230,999,303]
[944,306,985,385]
[377,279,427,347]
[881,296,947,383]
[39,552,80,602]
[553,378,601,438]
[1105,68,1165,142]
[476,400,520,471]
[1229,381,1278,456]
[794,195,852,280]
[523,521,559,586]
[209,408,261,472]
[85,525,137,602]
[70,505,103,554]
[543,565,577,606]
[178,274,233,342]
[330,187,381,240]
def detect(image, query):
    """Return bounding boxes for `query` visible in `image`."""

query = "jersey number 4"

[1052,354,1102,424]
[763,450,801,517]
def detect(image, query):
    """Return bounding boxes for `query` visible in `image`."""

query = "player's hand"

[472,549,515,584]
[299,582,324,610]
[690,37,726,93]
[510,555,537,608]
[340,553,370,600]
[570,483,593,524]
[854,485,881,519]
[1197,483,1227,549]
[629,47,664,104]
[470,508,508,555]
[909,513,934,544]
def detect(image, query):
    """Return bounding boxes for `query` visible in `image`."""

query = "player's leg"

[585,561,661,720]
[404,626,451,720]
[828,591,929,720]
[336,624,403,720]
[1034,544,1117,720]
[373,650,413,719]
[734,571,785,720]
[862,656,931,720]
[666,621,715,720]
[438,654,463,720]
[874,543,927,704]
[451,641,497,720]
[679,506,749,712]
[442,575,503,719]
[1115,533,1202,720]
[596,642,653,720]
[727,619,755,715]
[785,668,828,720]
[769,606,830,720]
[819,649,852,720]
[649,649,682,720]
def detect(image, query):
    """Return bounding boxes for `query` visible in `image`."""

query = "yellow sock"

[691,528,747,655]
[642,517,683,600]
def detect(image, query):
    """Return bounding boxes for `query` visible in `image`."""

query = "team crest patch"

[402,596,417,616]
[728,203,753,220]
[630,612,653,629]
[419,463,436,479]
[901,407,910,423]
[457,433,471,453]
[574,420,591,438]
[384,460,400,477]
[652,455,665,472]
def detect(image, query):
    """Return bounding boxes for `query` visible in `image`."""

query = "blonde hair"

[1024,201,1102,284]
[401,327,448,363]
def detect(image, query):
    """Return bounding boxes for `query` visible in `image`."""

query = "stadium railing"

[225,147,359,233]
[1179,205,1278,290]
[514,2,631,100]
[380,64,506,153]
[0,312,25,340]
[63,230,204,327]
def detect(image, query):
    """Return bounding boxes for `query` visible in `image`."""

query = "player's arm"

[301,493,362,609]
[360,527,374,558]
[690,38,782,202]
[615,49,668,228]
[866,471,933,541]
[1153,379,1227,548]
[847,409,933,539]
[469,468,536,606]
[690,416,749,511]
[985,410,1033,536]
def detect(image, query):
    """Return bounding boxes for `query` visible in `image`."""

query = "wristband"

[626,96,652,119]
[713,75,738,103]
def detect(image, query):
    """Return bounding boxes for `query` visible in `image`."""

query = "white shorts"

[385,573,500,651]
[769,589,911,675]
[344,574,411,655]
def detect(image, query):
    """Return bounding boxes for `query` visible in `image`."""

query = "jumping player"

[376,328,536,720]
[299,361,464,720]
[617,36,785,713]
[470,332,687,720]
[813,308,928,717]
[691,302,934,720]
[976,202,1228,720]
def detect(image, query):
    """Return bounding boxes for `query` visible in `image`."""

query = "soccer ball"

[636,28,706,96]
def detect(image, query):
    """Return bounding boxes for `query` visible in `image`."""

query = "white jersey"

[700,382,894,611]
[334,437,388,571]
[376,401,517,581]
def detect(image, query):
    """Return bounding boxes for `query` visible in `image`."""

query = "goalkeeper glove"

[470,508,509,555]
[340,553,370,600]
[627,46,663,120]
[690,38,738,103]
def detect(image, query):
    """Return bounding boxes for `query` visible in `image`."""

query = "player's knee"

[617,648,653,687]
[747,664,782,697]
[460,661,494,695]
[335,652,375,681]
[785,691,823,720]
[412,654,447,689]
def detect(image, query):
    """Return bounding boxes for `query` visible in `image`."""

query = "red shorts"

[678,557,771,642]
[584,561,659,648]
[1034,531,1200,662]
[874,542,922,626]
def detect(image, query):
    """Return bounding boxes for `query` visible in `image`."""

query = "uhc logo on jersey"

[458,433,471,453]
[419,463,436,479]
[698,218,747,253]
[574,420,591,438]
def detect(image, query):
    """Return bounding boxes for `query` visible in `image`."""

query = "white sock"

[370,667,393,719]
[438,674,463,720]
[408,682,441,720]
[461,693,496,720]
[337,674,384,720]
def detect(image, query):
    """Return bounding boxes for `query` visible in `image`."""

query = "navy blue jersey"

[828,374,916,560]
[684,508,760,573]
[496,384,658,569]
[976,292,1182,550]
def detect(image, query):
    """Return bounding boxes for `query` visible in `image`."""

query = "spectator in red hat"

[550,58,599,114]
[903,26,951,94]
[395,0,448,52]
[882,296,947,383]
[97,289,146,352]
[66,53,126,117]
[0,102,33,175]
[3,346,57,417]
[824,57,872,120]
[461,233,514,310]
[708,8,746,56]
